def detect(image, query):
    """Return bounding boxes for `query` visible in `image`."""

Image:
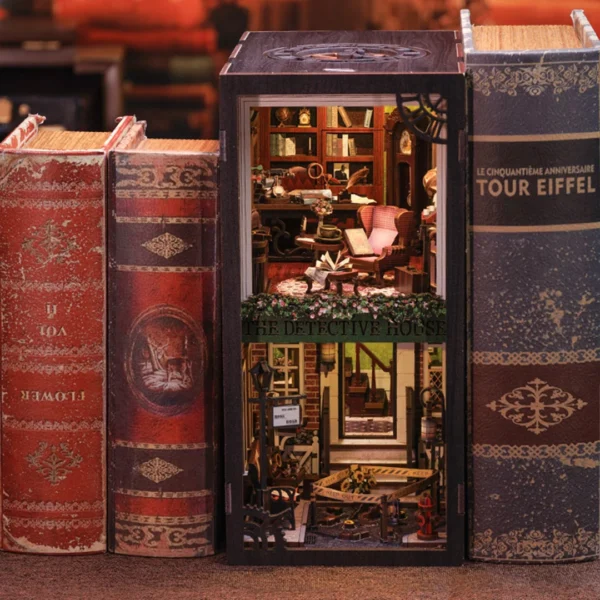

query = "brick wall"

[303,343,321,430]
[247,342,321,430]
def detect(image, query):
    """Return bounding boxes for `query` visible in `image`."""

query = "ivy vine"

[241,292,446,325]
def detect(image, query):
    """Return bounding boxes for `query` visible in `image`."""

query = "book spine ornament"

[463,9,600,563]
[0,116,107,553]
[108,147,219,557]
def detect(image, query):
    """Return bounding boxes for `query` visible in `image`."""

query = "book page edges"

[1,115,138,154]
[114,128,219,154]
[461,9,600,53]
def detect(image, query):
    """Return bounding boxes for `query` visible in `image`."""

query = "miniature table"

[305,269,359,295]
[295,234,346,265]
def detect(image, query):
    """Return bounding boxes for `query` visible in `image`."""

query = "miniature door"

[220,30,466,566]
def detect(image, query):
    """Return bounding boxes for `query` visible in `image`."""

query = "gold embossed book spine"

[0,115,137,553]
[107,122,220,557]
[462,10,600,562]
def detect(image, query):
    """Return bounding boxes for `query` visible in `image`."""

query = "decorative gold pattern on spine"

[112,440,209,450]
[471,349,600,366]
[115,489,212,498]
[115,265,214,273]
[472,441,600,459]
[116,217,212,224]
[115,513,212,525]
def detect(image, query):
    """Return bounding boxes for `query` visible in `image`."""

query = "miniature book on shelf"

[0,114,137,554]
[107,122,220,557]
[462,8,600,564]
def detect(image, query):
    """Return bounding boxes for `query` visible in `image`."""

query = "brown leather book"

[107,122,220,557]
[0,114,137,553]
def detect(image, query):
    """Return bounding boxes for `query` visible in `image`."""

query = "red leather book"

[108,122,220,557]
[0,115,137,553]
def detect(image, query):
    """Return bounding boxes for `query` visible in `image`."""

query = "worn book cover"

[343,228,373,257]
[107,122,220,557]
[463,9,600,563]
[0,114,136,553]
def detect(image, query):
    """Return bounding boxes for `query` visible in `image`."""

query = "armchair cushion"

[352,255,378,262]
[368,227,398,255]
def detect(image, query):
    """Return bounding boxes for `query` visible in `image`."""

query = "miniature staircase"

[330,443,407,469]
[364,388,388,415]
[344,343,393,417]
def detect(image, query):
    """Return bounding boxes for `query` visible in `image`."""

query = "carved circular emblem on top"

[265,43,429,63]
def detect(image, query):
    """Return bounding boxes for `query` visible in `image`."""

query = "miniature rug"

[274,277,398,297]
[344,417,394,435]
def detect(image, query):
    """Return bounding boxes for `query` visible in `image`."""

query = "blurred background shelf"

[1,0,600,139]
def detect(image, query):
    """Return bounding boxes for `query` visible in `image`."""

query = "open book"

[306,251,350,286]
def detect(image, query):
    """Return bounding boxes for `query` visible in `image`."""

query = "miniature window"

[424,345,445,402]
[269,343,304,396]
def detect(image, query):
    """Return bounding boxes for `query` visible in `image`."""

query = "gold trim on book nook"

[115,217,214,224]
[471,222,600,233]
[112,440,209,450]
[116,265,214,273]
[115,513,213,525]
[115,489,212,498]
[470,132,600,142]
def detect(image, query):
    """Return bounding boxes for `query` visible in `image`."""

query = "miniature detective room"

[220,29,466,566]
[236,93,457,558]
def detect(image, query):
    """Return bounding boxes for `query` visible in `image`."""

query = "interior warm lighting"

[320,342,336,373]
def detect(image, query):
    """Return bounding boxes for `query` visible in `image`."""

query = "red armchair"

[349,205,416,285]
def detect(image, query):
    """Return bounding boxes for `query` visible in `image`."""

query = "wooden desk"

[254,203,359,260]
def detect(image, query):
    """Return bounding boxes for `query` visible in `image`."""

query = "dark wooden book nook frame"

[219,31,467,566]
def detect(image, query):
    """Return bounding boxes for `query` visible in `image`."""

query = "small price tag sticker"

[272,404,302,428]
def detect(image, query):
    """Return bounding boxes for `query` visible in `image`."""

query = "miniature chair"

[348,205,416,285]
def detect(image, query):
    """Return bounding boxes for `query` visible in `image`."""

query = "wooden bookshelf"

[257,105,385,203]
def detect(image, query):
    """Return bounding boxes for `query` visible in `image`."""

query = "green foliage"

[241,292,446,325]
[340,465,377,494]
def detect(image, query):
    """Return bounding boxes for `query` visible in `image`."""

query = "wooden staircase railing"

[351,343,394,403]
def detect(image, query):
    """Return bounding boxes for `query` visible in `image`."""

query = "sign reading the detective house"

[242,317,446,343]
[272,404,302,428]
